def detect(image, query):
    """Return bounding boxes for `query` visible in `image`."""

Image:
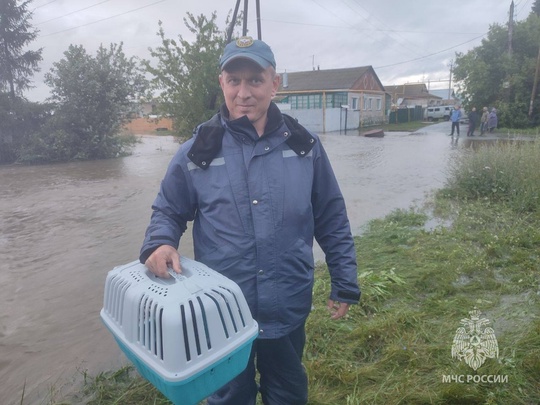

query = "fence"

[277,106,385,133]
[388,106,424,124]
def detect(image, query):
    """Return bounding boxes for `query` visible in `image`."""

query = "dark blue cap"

[220,36,276,70]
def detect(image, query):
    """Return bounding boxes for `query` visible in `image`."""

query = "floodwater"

[0,121,488,404]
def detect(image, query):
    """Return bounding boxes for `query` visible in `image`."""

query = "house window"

[352,97,358,110]
[287,94,322,109]
[327,92,347,108]
[364,96,372,110]
[308,94,322,109]
[376,98,382,111]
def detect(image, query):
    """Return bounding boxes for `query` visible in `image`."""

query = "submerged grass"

[49,139,540,404]
[306,203,540,404]
[442,140,540,214]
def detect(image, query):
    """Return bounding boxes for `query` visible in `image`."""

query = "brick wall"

[123,117,174,134]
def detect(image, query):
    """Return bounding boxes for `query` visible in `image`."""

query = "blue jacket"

[140,103,360,339]
[450,108,462,122]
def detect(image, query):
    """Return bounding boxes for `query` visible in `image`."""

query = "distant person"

[467,107,479,137]
[449,105,462,137]
[480,106,489,135]
[488,108,498,133]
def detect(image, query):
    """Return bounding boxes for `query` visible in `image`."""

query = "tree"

[43,43,148,160]
[533,0,540,16]
[453,6,540,127]
[0,0,42,100]
[143,12,229,135]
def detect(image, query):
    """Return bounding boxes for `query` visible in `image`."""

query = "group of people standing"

[449,105,498,137]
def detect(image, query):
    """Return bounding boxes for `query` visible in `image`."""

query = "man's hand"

[327,299,350,320]
[144,245,181,278]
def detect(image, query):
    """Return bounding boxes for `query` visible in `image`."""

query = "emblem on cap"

[236,36,254,48]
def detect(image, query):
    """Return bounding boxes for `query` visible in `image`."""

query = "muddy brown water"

[0,123,490,404]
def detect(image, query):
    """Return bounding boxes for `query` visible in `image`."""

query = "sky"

[24,0,527,102]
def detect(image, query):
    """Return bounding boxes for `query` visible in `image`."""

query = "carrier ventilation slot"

[180,304,191,361]
[212,289,238,333]
[129,269,145,283]
[196,296,212,350]
[218,286,246,328]
[104,275,132,326]
[205,293,230,339]
[189,300,202,356]
[147,283,169,297]
[137,294,164,359]
[179,298,214,362]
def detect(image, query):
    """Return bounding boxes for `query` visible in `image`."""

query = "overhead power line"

[375,33,486,70]
[39,0,166,38]
[263,18,483,35]
[35,0,112,26]
[33,0,61,10]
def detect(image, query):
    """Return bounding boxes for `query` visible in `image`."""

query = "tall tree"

[533,0,540,16]
[0,0,42,100]
[453,8,540,127]
[143,12,229,135]
[44,43,147,160]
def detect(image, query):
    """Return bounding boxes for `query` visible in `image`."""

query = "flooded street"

[1,121,475,404]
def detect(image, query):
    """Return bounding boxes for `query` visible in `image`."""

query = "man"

[467,107,479,137]
[450,105,462,137]
[140,36,360,405]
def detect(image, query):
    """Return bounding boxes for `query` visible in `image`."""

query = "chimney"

[282,71,288,88]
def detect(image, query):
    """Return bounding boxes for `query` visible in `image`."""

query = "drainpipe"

[322,91,326,133]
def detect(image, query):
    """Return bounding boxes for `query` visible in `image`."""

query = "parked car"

[425,105,453,121]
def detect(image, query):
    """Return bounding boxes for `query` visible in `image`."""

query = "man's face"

[219,60,280,135]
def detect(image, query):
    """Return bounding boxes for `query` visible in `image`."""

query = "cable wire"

[39,0,166,38]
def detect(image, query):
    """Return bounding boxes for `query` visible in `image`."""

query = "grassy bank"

[379,120,436,132]
[51,140,540,405]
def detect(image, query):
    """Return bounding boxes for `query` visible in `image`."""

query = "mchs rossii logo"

[451,308,499,370]
[442,308,507,384]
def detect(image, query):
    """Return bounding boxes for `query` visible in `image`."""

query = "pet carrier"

[100,257,258,405]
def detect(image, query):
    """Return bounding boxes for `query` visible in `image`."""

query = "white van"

[425,105,453,121]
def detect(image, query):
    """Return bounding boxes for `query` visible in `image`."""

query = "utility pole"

[528,44,540,120]
[528,2,540,121]
[256,0,261,40]
[448,60,453,101]
[508,1,514,56]
[242,0,249,36]
[226,0,263,42]
[226,0,241,42]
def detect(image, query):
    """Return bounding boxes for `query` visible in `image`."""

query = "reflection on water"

[0,125,504,404]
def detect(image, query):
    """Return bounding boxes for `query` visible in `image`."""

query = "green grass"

[441,140,540,213]
[45,139,540,405]
[379,120,437,132]
[496,126,540,137]
[305,203,540,404]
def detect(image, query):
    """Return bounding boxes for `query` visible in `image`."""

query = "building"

[122,100,173,134]
[384,83,442,108]
[428,88,459,106]
[275,66,387,133]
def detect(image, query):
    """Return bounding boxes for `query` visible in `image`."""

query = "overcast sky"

[26,0,525,102]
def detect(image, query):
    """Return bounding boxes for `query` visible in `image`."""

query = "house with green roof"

[275,66,387,133]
